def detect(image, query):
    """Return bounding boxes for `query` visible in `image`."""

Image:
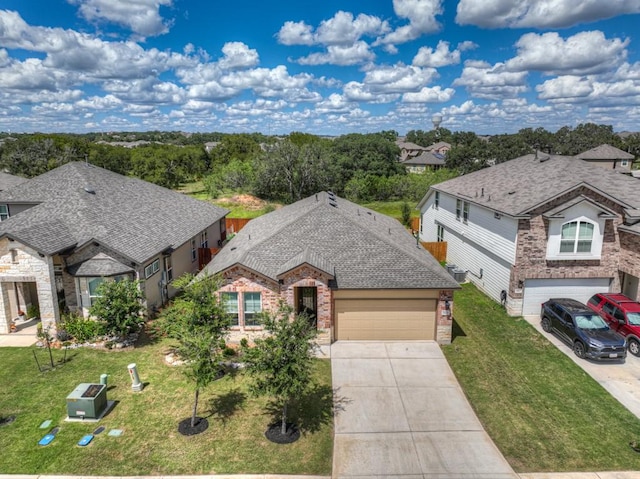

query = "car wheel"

[541,317,552,333]
[573,341,586,359]
[628,339,640,357]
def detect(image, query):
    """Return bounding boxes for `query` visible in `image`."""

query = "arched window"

[560,220,594,254]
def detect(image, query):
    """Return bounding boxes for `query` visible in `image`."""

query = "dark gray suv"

[541,298,627,361]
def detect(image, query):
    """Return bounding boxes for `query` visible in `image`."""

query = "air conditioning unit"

[66,383,107,419]
[452,268,467,283]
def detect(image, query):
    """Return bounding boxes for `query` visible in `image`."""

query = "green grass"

[443,283,640,473]
[0,338,333,475]
[359,200,419,221]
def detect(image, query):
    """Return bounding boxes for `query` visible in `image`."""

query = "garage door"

[335,298,436,340]
[522,278,611,316]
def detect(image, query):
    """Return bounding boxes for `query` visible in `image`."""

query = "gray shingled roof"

[402,151,446,166]
[203,192,459,290]
[575,144,634,160]
[0,162,229,263]
[420,153,640,218]
[0,172,28,191]
[67,253,134,277]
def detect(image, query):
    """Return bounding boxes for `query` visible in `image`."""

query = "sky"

[1,1,640,136]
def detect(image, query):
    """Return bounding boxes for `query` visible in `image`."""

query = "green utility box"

[66,383,107,419]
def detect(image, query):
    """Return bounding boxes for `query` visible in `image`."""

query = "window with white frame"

[144,259,160,278]
[191,238,197,262]
[456,199,462,220]
[437,224,444,242]
[0,205,8,221]
[463,201,469,223]
[78,275,130,310]
[243,292,262,326]
[434,191,440,209]
[201,230,208,248]
[560,220,594,254]
[221,292,239,326]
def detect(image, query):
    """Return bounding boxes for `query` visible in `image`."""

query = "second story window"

[191,238,197,262]
[434,191,440,209]
[463,202,469,223]
[201,230,208,249]
[560,221,594,254]
[456,199,462,220]
[0,205,9,221]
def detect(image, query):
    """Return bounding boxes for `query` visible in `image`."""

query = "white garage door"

[522,278,611,316]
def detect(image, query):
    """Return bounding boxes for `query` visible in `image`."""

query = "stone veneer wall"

[509,187,624,301]
[436,290,454,344]
[0,239,58,334]
[620,230,640,299]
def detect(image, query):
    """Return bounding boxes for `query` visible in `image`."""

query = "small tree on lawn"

[242,302,318,440]
[159,273,230,431]
[90,278,145,337]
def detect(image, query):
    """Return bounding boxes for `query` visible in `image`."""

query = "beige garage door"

[335,298,436,340]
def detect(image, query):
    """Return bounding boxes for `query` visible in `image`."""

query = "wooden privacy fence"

[421,241,447,263]
[226,217,251,234]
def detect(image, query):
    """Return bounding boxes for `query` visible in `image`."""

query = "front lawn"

[0,338,333,475]
[443,283,640,472]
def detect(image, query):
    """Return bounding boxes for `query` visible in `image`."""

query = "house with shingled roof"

[418,151,640,317]
[574,144,635,172]
[0,162,228,335]
[201,191,459,344]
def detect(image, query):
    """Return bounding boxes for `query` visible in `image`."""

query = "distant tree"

[288,131,322,146]
[552,123,621,156]
[517,127,554,152]
[253,140,334,203]
[241,303,317,441]
[90,279,145,337]
[209,134,262,166]
[622,133,640,163]
[400,201,412,227]
[159,274,230,431]
[487,134,531,163]
[406,128,453,146]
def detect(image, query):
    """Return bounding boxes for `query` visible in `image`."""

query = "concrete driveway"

[524,315,640,419]
[331,341,517,479]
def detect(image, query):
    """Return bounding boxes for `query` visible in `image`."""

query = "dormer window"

[560,221,594,254]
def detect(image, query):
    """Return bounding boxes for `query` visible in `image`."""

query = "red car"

[587,293,640,357]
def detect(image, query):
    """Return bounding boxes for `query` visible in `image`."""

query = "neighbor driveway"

[331,341,517,479]
[525,315,640,420]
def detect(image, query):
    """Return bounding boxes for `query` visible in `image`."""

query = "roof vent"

[327,190,335,197]
[508,190,516,195]
[328,200,337,208]
[84,186,95,194]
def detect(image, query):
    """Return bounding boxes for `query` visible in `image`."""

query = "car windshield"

[575,314,609,330]
[627,312,640,326]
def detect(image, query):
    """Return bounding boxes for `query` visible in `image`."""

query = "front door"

[296,287,317,328]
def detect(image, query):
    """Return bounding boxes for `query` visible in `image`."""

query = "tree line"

[1,123,638,205]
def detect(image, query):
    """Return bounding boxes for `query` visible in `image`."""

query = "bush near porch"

[0,337,333,476]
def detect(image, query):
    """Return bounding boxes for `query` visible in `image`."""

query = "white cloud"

[402,86,455,102]
[276,21,315,46]
[314,11,389,46]
[456,0,640,29]
[295,42,375,66]
[505,31,628,75]
[377,0,443,46]
[68,0,173,37]
[412,40,462,67]
[343,81,400,103]
[453,60,528,99]
[363,64,438,93]
[218,42,259,70]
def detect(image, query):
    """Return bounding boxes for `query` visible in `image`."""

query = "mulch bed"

[177,417,209,436]
[264,423,300,444]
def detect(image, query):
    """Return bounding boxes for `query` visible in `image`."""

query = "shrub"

[61,313,106,342]
[90,279,145,337]
[27,304,40,319]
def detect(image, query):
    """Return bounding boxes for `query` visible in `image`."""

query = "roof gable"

[423,153,640,217]
[0,162,229,262]
[204,192,459,290]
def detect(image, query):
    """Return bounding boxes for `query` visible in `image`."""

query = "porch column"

[0,283,13,334]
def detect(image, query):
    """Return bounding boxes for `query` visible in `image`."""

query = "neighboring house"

[396,140,451,162]
[574,144,635,172]
[401,151,446,173]
[0,162,229,335]
[418,151,640,317]
[202,192,459,344]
